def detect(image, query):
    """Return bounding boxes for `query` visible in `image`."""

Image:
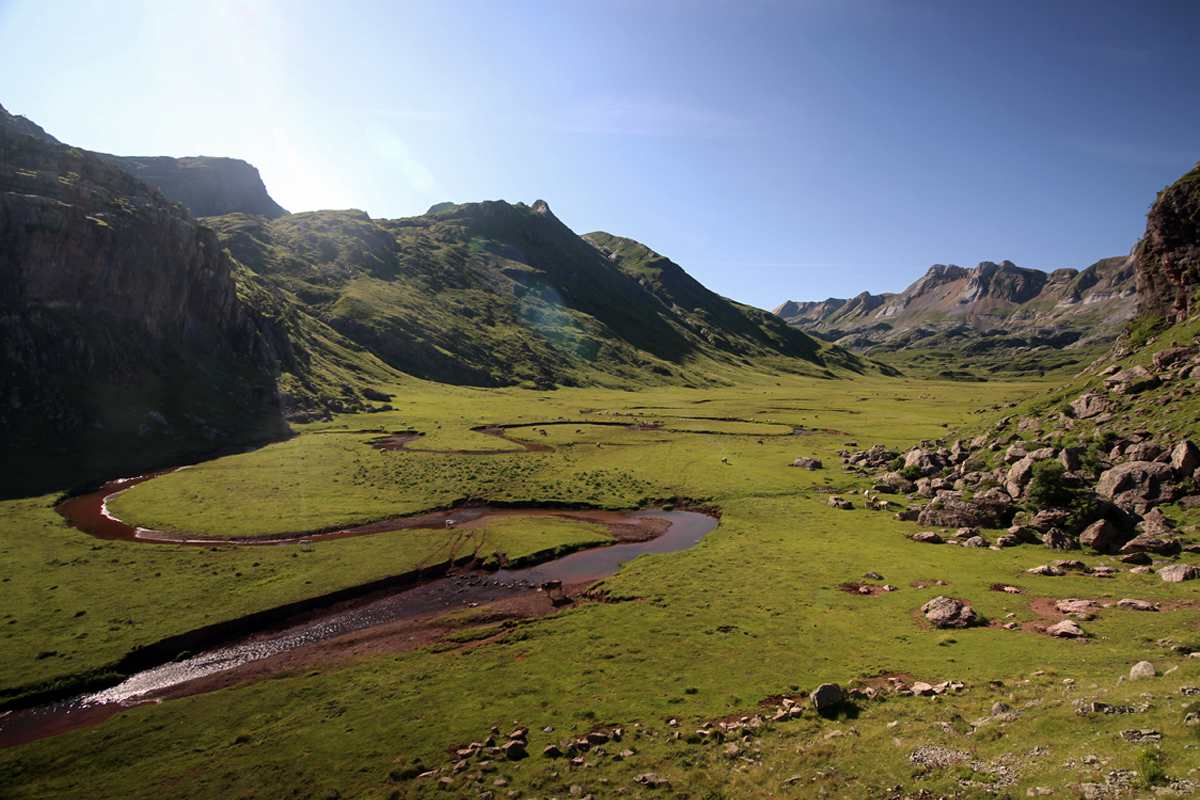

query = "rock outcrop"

[107,155,288,219]
[1133,162,1200,323]
[0,103,288,494]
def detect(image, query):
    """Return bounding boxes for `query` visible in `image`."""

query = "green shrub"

[1026,462,1074,508]
[1136,748,1167,787]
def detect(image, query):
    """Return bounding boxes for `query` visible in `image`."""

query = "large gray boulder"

[1096,461,1174,511]
[921,596,979,629]
[1158,564,1200,583]
[917,488,1013,528]
[1104,365,1160,395]
[1069,392,1109,419]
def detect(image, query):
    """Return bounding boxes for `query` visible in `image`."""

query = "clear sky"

[2,1,1198,309]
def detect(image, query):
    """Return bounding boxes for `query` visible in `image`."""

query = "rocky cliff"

[0,104,289,494]
[108,155,288,219]
[1134,162,1200,323]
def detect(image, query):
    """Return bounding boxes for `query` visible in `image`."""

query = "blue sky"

[2,0,1197,308]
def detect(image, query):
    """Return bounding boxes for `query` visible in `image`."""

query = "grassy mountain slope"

[208,200,857,388]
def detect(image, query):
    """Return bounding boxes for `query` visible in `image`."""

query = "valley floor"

[1,371,1198,799]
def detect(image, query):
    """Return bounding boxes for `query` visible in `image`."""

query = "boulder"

[828,496,853,510]
[911,531,944,544]
[1152,346,1195,370]
[921,596,979,628]
[810,683,844,715]
[1055,599,1100,614]
[1119,533,1182,556]
[1058,447,1083,472]
[1030,508,1073,532]
[961,535,989,548]
[1069,392,1109,419]
[903,447,947,478]
[1096,461,1174,511]
[1129,661,1157,680]
[1171,440,1200,474]
[1117,599,1158,612]
[503,740,527,760]
[791,457,823,470]
[877,471,916,493]
[1046,619,1086,638]
[1125,442,1164,462]
[1005,455,1037,497]
[1158,564,1200,583]
[1042,528,1077,550]
[1104,365,1160,395]
[1027,564,1066,576]
[917,488,1013,528]
[1120,551,1152,565]
[1079,519,1129,554]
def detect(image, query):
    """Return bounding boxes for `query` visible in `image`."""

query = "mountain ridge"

[773,257,1136,375]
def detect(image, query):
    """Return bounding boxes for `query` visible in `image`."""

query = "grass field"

[3,369,1199,798]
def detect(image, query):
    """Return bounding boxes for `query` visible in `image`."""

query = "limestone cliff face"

[108,155,288,219]
[0,104,286,495]
[1134,163,1200,323]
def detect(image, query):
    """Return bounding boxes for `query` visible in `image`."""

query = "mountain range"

[774,257,1137,376]
[0,102,851,494]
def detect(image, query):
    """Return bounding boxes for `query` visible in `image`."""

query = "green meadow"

[2,370,1199,799]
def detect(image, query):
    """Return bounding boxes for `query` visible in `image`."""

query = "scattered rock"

[1118,728,1161,743]
[828,495,853,510]
[1116,598,1157,612]
[791,457,823,470]
[911,530,944,544]
[1027,564,1066,576]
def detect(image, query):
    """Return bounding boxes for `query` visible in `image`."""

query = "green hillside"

[207,201,856,389]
